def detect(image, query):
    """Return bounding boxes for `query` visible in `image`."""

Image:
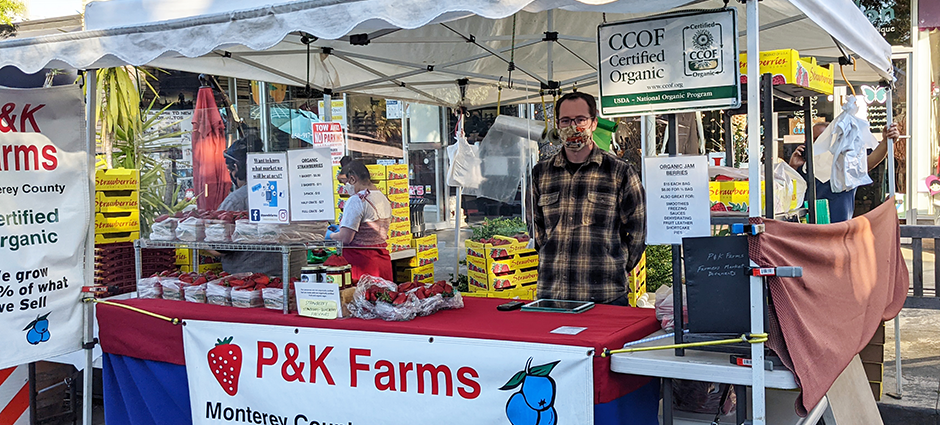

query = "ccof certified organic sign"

[644,156,711,245]
[597,9,740,116]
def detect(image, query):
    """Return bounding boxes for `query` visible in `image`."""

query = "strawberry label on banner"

[183,320,593,424]
[0,86,88,369]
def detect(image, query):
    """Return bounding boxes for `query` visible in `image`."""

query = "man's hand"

[883,123,900,141]
[789,145,806,170]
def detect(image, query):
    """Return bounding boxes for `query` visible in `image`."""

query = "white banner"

[597,9,740,116]
[0,86,88,369]
[247,153,290,224]
[183,320,593,425]
[287,148,333,222]
[644,156,711,245]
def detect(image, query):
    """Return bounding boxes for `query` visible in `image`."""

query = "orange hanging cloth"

[192,86,231,210]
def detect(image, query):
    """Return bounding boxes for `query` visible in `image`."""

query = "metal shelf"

[136,239,342,253]
[389,248,416,261]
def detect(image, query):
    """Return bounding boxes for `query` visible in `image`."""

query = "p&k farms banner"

[183,320,593,425]
[0,86,89,368]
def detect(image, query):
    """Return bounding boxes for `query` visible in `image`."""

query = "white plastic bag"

[150,218,178,241]
[812,95,879,193]
[137,276,163,299]
[346,275,420,321]
[655,285,687,332]
[773,159,807,213]
[446,134,483,189]
[175,217,205,242]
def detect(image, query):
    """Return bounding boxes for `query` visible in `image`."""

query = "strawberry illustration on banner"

[207,337,242,396]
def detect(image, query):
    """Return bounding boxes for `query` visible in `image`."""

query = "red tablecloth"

[97,297,660,404]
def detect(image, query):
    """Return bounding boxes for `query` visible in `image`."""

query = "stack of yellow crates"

[395,234,438,284]
[463,235,538,300]
[374,164,413,253]
[175,249,223,273]
[94,169,140,244]
[627,252,647,307]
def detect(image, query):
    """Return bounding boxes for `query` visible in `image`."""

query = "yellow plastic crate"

[386,164,408,180]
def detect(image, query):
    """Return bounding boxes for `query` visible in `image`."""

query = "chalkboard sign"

[683,235,752,333]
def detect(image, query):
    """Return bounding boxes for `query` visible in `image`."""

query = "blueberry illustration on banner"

[500,357,560,425]
[23,312,51,345]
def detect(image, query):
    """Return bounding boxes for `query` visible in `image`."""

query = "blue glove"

[325,230,336,240]
[328,224,339,232]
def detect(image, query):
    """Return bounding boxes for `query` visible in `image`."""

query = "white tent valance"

[0,0,892,106]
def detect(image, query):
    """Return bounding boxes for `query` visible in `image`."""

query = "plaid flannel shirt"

[531,146,646,303]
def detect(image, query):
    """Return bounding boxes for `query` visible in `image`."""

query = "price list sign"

[288,148,334,221]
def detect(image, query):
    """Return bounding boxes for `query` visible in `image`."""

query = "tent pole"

[83,69,98,425]
[260,82,270,151]
[886,89,902,397]
[746,1,766,424]
[546,10,554,83]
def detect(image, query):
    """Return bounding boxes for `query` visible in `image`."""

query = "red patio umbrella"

[192,86,231,210]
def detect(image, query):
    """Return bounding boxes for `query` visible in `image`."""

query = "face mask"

[344,183,356,194]
[558,125,592,151]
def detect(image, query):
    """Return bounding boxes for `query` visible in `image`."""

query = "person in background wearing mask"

[327,157,394,282]
[215,134,305,276]
[531,92,646,305]
[789,121,900,223]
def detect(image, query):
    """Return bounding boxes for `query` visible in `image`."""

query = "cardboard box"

[464,285,537,300]
[412,234,437,253]
[391,207,410,223]
[388,220,411,237]
[95,168,139,191]
[405,248,438,268]
[386,164,408,180]
[389,199,409,210]
[739,49,834,95]
[468,267,538,291]
[179,263,223,273]
[629,252,647,293]
[335,197,348,210]
[336,183,353,197]
[95,211,140,234]
[95,231,139,244]
[395,263,434,283]
[366,164,387,181]
[386,178,408,195]
[374,181,388,195]
[386,235,413,252]
[95,190,139,212]
[332,165,342,179]
[465,236,527,261]
[175,248,191,265]
[387,192,409,204]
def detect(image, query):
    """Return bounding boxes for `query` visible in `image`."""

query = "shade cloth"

[96,296,661,404]
[191,86,231,210]
[749,198,908,415]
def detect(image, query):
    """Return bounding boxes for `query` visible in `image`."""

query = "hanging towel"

[748,198,908,415]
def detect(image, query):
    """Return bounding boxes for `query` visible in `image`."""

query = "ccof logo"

[683,23,722,75]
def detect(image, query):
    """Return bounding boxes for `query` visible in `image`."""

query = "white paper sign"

[385,99,403,119]
[0,86,88,369]
[645,156,711,245]
[287,148,334,221]
[317,98,347,129]
[597,9,740,116]
[310,122,345,167]
[294,282,342,319]
[183,320,593,425]
[247,153,290,223]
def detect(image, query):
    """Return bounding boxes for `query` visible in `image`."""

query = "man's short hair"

[554,92,597,122]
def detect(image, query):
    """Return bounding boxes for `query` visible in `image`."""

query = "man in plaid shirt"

[532,92,646,305]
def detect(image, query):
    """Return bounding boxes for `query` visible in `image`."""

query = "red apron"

[343,191,393,283]
[343,246,393,283]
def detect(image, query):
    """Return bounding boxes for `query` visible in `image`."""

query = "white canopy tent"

[0,2,893,425]
[1,0,892,107]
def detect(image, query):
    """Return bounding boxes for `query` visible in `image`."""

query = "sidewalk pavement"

[431,227,940,424]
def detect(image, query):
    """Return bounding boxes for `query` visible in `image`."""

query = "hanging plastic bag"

[812,95,879,193]
[446,134,483,189]
[654,285,687,332]
[773,159,807,213]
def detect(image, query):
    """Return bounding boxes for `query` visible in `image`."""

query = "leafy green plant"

[470,217,527,240]
[645,245,674,292]
[450,273,468,293]
[93,67,193,232]
[0,0,23,26]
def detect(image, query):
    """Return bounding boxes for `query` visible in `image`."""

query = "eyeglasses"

[558,116,593,127]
